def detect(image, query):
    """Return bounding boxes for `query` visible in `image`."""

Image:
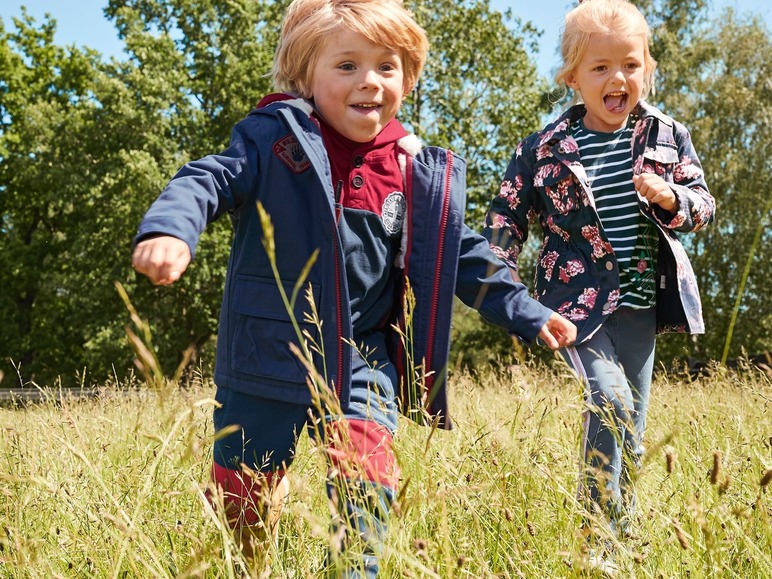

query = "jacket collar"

[254,93,423,157]
[536,99,668,149]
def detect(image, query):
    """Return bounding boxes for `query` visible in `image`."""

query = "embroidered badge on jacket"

[382,192,406,235]
[273,135,311,173]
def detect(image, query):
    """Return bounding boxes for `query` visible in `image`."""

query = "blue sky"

[1,0,769,79]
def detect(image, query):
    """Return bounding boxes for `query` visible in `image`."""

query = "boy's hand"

[132,235,191,286]
[633,173,677,212]
[537,312,577,350]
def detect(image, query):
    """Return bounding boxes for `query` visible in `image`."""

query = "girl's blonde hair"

[272,0,429,98]
[555,0,657,99]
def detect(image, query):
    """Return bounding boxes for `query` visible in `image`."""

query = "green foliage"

[0,11,111,383]
[645,4,772,362]
[449,299,559,372]
[449,300,516,371]
[0,0,770,385]
[0,1,281,386]
[405,0,550,224]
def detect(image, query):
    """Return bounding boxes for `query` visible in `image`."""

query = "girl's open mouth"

[604,91,628,113]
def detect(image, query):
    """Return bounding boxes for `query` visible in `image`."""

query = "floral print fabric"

[483,101,715,343]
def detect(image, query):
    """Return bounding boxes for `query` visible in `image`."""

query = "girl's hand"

[132,235,191,286]
[538,312,577,350]
[633,173,677,213]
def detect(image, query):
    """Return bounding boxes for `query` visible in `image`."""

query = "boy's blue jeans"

[211,331,399,578]
[560,307,656,538]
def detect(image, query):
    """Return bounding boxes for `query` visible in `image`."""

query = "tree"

[0,11,111,384]
[92,0,284,380]
[406,0,549,224]
[0,1,282,386]
[8,0,763,384]
[403,0,551,369]
[644,2,772,363]
[1,0,548,385]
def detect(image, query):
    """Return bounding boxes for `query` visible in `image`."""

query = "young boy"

[132,0,576,576]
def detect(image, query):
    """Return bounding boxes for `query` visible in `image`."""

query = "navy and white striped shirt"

[572,118,658,308]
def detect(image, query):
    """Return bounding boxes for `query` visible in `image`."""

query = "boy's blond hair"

[555,0,657,100]
[272,0,428,98]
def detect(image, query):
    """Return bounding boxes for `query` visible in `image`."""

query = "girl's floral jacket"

[483,100,715,343]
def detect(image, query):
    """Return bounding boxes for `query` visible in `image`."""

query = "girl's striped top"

[572,117,658,309]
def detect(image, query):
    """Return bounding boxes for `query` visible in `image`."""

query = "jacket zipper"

[280,110,345,400]
[423,151,453,397]
[332,184,344,399]
[394,158,413,407]
[333,237,343,399]
[334,180,343,223]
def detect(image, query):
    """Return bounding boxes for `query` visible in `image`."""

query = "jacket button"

[605,261,614,271]
[352,175,364,189]
[602,302,612,312]
[352,155,364,167]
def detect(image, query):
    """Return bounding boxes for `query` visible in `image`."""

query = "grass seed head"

[719,473,731,494]
[671,517,690,550]
[665,447,676,474]
[710,450,722,485]
[412,538,428,558]
[760,468,772,490]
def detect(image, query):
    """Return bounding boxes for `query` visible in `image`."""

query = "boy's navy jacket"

[484,100,715,344]
[136,97,552,428]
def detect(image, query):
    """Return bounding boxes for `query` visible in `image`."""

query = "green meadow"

[1,361,769,578]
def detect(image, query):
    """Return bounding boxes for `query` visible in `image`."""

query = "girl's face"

[566,32,646,132]
[309,28,407,143]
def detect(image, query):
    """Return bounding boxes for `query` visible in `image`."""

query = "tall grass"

[1,362,769,578]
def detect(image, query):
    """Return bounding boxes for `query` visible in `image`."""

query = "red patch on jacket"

[273,135,311,173]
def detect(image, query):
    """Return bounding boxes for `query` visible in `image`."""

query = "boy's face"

[309,28,407,143]
[566,32,646,132]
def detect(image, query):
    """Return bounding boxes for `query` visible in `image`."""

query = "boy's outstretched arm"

[538,312,577,350]
[132,235,191,286]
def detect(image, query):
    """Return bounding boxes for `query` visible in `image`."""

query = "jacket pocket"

[535,161,585,215]
[229,274,321,384]
[642,140,679,182]
[536,244,597,292]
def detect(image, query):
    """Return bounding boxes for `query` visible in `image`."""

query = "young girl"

[483,0,714,568]
[132,0,576,575]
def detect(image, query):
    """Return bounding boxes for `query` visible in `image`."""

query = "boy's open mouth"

[604,91,628,113]
[353,103,379,109]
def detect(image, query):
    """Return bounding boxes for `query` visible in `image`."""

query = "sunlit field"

[1,361,770,578]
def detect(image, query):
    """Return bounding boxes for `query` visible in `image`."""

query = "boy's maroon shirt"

[319,117,406,212]
[317,116,408,335]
